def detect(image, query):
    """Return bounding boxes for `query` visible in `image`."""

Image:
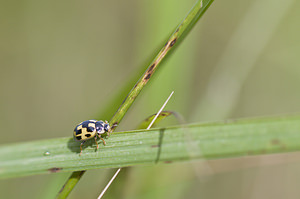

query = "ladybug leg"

[79,142,85,156]
[94,136,99,149]
[97,134,106,145]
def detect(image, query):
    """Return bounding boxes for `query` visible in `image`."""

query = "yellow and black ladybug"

[73,120,111,155]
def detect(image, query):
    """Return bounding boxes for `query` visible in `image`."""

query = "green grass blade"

[1,115,300,179]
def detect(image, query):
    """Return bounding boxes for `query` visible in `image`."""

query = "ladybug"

[73,120,111,155]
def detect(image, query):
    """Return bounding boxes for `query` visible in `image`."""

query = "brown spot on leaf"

[145,73,151,80]
[113,122,118,127]
[280,145,287,150]
[151,145,159,148]
[170,38,177,47]
[130,95,137,101]
[164,161,172,164]
[48,167,62,173]
[271,139,280,145]
[148,63,155,73]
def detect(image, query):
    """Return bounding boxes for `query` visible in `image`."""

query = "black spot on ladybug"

[170,38,177,47]
[85,134,91,138]
[87,127,94,132]
[75,129,82,135]
[48,167,62,173]
[145,73,151,80]
[76,136,82,140]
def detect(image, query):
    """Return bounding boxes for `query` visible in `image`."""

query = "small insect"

[73,120,111,155]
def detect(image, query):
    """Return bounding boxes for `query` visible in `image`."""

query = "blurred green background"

[1,0,300,198]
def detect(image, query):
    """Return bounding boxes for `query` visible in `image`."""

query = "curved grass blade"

[137,111,174,129]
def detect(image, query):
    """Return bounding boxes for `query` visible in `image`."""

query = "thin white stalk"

[97,168,121,199]
[147,91,174,130]
[97,91,174,199]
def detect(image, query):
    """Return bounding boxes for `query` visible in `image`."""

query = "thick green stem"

[55,171,85,199]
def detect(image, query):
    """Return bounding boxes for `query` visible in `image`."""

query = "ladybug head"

[104,123,110,132]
